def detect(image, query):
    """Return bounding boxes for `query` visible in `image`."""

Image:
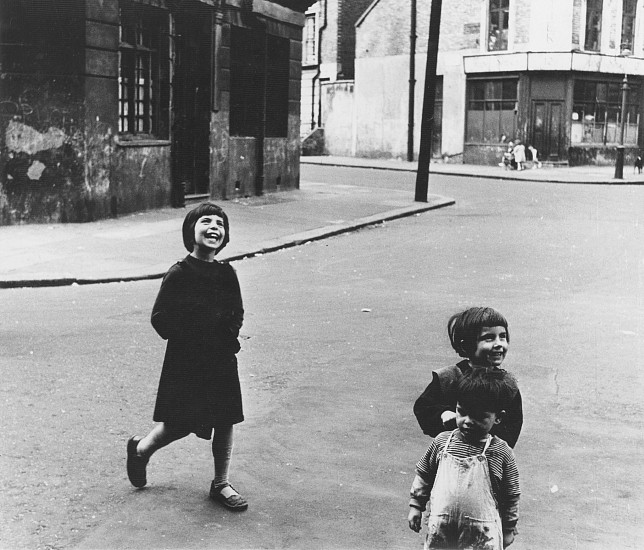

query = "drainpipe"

[407,0,417,162]
[311,0,328,130]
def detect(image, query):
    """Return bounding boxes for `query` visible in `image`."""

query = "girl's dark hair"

[456,368,515,414]
[182,202,230,253]
[448,307,509,359]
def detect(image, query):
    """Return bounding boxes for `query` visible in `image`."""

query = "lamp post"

[614,75,629,179]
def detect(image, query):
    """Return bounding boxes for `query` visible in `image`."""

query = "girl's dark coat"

[151,255,244,439]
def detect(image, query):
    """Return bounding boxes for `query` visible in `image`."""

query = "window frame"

[303,13,317,66]
[620,0,637,53]
[118,3,167,138]
[488,0,509,52]
[465,77,518,144]
[572,77,640,145]
[584,0,603,52]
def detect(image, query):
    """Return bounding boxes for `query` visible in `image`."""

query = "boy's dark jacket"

[413,360,523,448]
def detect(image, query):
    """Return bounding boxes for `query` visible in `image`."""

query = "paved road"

[1,166,643,549]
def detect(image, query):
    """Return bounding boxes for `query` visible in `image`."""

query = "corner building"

[0,0,314,225]
[353,0,644,166]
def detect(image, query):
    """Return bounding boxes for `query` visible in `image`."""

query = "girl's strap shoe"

[210,481,248,511]
[126,436,148,488]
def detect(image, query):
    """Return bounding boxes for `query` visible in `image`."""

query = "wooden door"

[531,100,564,161]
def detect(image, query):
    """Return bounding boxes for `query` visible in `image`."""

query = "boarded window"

[229,27,289,138]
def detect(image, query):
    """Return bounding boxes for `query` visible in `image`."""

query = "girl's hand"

[408,508,422,532]
[441,410,457,429]
[503,531,515,547]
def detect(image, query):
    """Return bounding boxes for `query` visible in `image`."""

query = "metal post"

[415,0,442,202]
[614,75,629,179]
[407,0,417,162]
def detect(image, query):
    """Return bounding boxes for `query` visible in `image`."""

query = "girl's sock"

[212,424,234,487]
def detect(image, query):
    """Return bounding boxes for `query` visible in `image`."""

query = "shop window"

[572,79,640,144]
[303,14,317,66]
[230,27,289,138]
[488,0,509,51]
[466,79,517,143]
[621,0,637,53]
[585,0,603,51]
[119,2,168,137]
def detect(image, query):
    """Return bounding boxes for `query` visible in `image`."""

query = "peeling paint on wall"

[27,160,46,180]
[5,120,66,155]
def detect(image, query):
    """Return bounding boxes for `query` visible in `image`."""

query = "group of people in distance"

[125,201,523,548]
[501,140,541,171]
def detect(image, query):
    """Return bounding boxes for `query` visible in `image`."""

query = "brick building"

[0,0,314,225]
[326,0,644,166]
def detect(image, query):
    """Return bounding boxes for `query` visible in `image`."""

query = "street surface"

[1,165,643,549]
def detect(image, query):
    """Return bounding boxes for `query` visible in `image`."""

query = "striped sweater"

[409,429,520,532]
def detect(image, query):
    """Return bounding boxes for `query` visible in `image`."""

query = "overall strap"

[481,435,492,456]
[442,429,459,457]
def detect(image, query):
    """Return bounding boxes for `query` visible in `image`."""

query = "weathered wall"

[213,3,303,199]
[321,81,354,156]
[351,0,474,159]
[0,1,87,224]
[111,144,172,213]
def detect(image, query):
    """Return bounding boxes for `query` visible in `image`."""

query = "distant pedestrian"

[634,154,642,174]
[513,141,526,171]
[127,202,248,511]
[408,369,521,549]
[413,307,523,448]
[528,145,542,169]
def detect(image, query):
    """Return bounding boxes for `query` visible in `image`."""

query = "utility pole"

[415,0,442,202]
[407,0,417,162]
[614,75,629,180]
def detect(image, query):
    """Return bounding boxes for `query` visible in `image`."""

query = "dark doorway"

[531,100,564,161]
[172,4,212,198]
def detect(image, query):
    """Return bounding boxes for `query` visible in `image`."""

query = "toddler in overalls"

[408,369,520,549]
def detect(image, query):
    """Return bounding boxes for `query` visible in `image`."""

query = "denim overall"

[425,430,503,550]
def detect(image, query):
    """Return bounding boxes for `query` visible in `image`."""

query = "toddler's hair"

[182,202,230,253]
[448,307,509,359]
[456,368,515,414]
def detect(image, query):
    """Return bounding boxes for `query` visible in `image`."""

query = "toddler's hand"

[441,410,457,429]
[408,508,422,532]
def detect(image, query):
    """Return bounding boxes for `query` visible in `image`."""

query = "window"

[303,14,317,65]
[488,0,509,51]
[119,3,168,136]
[230,27,290,138]
[432,78,443,157]
[265,35,290,137]
[585,0,603,51]
[621,0,637,53]
[466,79,517,143]
[572,79,640,144]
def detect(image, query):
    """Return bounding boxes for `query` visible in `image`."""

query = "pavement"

[1,156,640,289]
[302,154,644,184]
